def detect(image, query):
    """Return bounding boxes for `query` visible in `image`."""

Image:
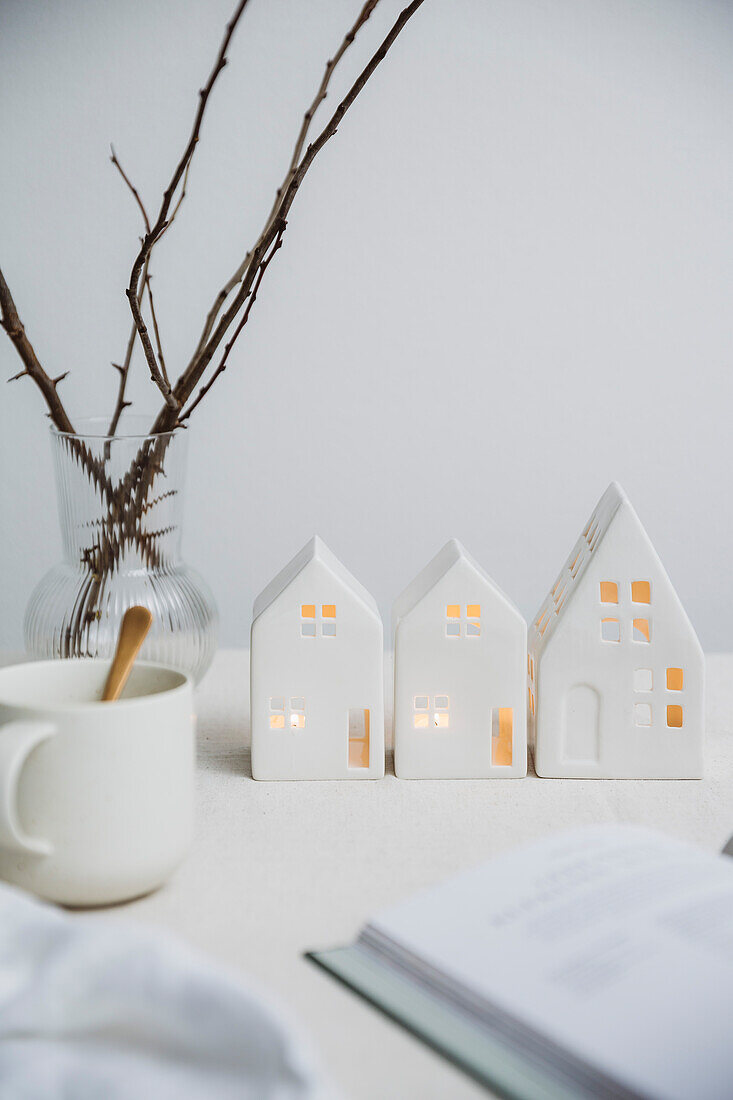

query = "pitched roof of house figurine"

[393,538,523,629]
[529,481,701,656]
[252,535,380,624]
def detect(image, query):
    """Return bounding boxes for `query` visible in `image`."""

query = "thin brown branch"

[192,0,380,360]
[145,275,169,387]
[109,147,153,434]
[126,0,252,409]
[110,145,151,233]
[125,281,178,410]
[179,225,285,422]
[109,145,186,430]
[158,159,192,246]
[150,0,427,435]
[288,0,379,175]
[108,252,149,438]
[0,265,75,433]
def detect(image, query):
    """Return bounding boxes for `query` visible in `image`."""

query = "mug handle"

[0,721,55,856]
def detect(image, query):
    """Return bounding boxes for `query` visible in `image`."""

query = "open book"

[309,826,733,1100]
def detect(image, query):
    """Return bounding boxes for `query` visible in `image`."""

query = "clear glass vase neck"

[52,425,185,572]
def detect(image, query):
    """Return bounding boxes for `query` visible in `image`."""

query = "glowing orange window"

[270,697,305,729]
[413,695,449,729]
[301,605,316,637]
[413,695,429,728]
[348,708,370,768]
[301,603,336,637]
[631,581,651,604]
[599,581,618,604]
[667,705,683,728]
[434,695,450,728]
[269,697,286,729]
[492,707,513,766]
[666,667,683,691]
[633,618,651,643]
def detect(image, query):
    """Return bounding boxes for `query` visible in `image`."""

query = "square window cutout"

[414,696,429,710]
[269,697,285,712]
[633,618,651,644]
[269,714,285,729]
[634,702,652,727]
[290,697,304,711]
[631,581,651,604]
[413,713,429,729]
[322,604,336,618]
[467,604,481,618]
[301,622,316,637]
[634,669,653,692]
[434,712,449,728]
[666,667,683,691]
[322,622,336,636]
[290,713,306,729]
[600,581,618,604]
[667,704,683,728]
[301,605,315,619]
[601,618,620,643]
[446,622,460,637]
[434,695,449,709]
[466,621,481,636]
[446,605,460,619]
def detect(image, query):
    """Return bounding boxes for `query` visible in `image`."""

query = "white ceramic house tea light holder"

[393,539,527,779]
[529,482,704,779]
[250,536,384,780]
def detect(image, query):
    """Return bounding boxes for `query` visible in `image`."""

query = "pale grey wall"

[1,0,731,651]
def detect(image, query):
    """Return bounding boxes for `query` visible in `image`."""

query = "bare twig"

[110,145,151,233]
[109,145,178,428]
[179,223,285,422]
[0,266,75,433]
[107,253,148,438]
[287,0,379,175]
[145,275,169,387]
[150,0,426,435]
[192,0,380,360]
[126,278,177,410]
[126,0,253,412]
[158,159,192,246]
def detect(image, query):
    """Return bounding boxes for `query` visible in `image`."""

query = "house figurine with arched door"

[530,482,704,779]
[250,536,384,780]
[393,539,527,779]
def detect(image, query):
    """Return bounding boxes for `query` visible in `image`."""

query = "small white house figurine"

[250,536,384,780]
[393,539,527,779]
[530,482,704,779]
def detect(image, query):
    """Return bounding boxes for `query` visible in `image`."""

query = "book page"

[370,826,733,1100]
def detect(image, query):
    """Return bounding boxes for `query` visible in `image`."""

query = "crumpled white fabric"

[0,882,334,1100]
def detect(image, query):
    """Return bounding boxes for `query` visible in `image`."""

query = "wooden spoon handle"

[101,606,153,702]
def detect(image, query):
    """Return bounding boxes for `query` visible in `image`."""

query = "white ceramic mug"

[0,659,195,907]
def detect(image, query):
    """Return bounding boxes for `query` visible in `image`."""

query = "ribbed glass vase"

[24,417,218,683]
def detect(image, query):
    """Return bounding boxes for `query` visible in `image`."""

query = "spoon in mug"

[102,606,153,702]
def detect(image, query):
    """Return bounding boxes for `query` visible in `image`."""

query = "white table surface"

[45,652,733,1098]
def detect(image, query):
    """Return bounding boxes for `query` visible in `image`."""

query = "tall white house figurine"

[250,536,384,780]
[530,482,704,779]
[393,539,527,779]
